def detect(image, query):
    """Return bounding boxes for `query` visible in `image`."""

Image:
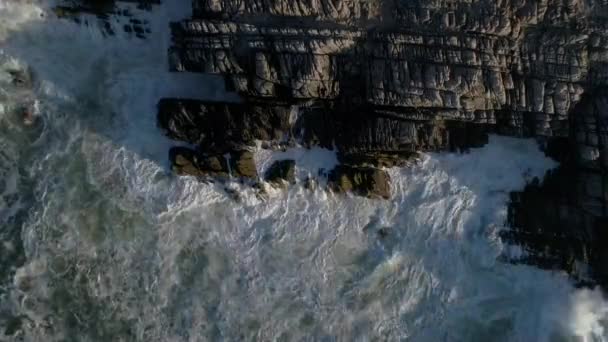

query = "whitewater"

[0,1,607,341]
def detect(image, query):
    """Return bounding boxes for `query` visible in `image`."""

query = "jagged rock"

[265,159,296,186]
[171,150,200,176]
[7,69,33,89]
[158,99,292,150]
[328,165,391,199]
[169,146,257,179]
[231,150,257,178]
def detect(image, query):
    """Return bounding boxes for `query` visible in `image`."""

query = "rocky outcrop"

[158,0,608,285]
[265,159,296,185]
[170,146,257,179]
[329,165,391,199]
[158,99,293,149]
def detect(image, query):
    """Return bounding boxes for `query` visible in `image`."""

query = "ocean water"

[0,1,607,341]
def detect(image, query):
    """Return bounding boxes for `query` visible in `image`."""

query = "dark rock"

[230,150,258,179]
[169,147,208,177]
[377,228,390,239]
[158,99,292,151]
[329,165,391,199]
[7,69,33,88]
[265,160,296,186]
[303,177,317,191]
[169,147,257,180]
[158,99,494,157]
[224,187,241,202]
[3,315,24,336]
[504,90,608,286]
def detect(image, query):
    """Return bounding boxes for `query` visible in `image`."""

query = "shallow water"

[0,1,607,341]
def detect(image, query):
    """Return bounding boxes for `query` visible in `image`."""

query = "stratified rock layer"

[158,0,608,285]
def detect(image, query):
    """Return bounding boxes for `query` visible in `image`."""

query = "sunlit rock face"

[168,0,606,135]
[154,0,608,285]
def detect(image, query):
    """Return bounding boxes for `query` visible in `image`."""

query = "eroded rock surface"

[158,0,608,285]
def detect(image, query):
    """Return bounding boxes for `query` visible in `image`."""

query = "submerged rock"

[7,69,33,89]
[377,227,390,239]
[230,150,257,179]
[19,106,36,127]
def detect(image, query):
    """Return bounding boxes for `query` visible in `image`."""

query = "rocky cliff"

[154,0,608,286]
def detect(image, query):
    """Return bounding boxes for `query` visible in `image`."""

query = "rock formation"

[54,0,159,38]
[265,159,296,186]
[170,146,258,179]
[156,0,608,285]
[329,165,391,199]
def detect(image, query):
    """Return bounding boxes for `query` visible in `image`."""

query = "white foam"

[254,143,338,181]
